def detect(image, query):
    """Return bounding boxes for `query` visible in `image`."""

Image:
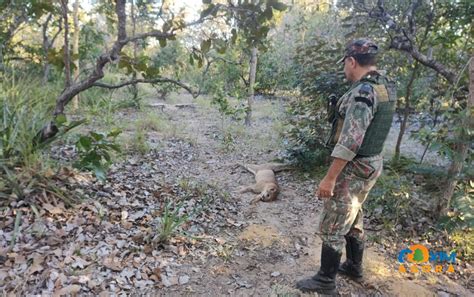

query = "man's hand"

[316,175,336,198]
[315,157,348,199]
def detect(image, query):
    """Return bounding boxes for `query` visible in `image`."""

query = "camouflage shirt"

[330,71,382,161]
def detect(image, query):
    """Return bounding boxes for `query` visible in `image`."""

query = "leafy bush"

[73,129,122,181]
[256,45,298,94]
[365,168,413,231]
[283,97,330,169]
[0,74,83,165]
[293,36,348,98]
[0,74,84,208]
[366,158,473,261]
[210,82,247,122]
[439,181,473,232]
[282,36,349,169]
[0,75,54,164]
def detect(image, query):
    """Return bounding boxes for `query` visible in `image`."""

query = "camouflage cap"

[337,38,378,63]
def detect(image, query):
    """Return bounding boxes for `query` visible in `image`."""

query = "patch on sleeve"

[373,84,389,102]
[355,96,373,107]
[358,83,373,95]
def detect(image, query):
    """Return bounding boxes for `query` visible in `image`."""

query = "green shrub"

[282,97,330,170]
[366,169,412,231]
[0,73,84,208]
[129,130,150,155]
[438,181,473,232]
[0,75,55,164]
[155,200,190,244]
[73,129,122,181]
[208,80,247,121]
[0,73,83,166]
[282,36,349,170]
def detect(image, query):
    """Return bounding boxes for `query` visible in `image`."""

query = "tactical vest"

[328,72,397,157]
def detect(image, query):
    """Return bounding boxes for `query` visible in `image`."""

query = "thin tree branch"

[363,0,457,83]
[93,77,198,97]
[41,14,53,45]
[51,18,63,45]
[53,0,128,115]
[125,31,175,43]
[61,0,72,88]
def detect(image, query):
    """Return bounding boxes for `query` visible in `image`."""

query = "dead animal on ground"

[238,163,292,204]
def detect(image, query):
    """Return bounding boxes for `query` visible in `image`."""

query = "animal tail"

[245,164,261,175]
[237,163,261,175]
[238,163,294,174]
[262,163,294,172]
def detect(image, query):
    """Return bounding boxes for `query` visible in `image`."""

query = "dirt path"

[1,95,470,296]
[141,95,471,296]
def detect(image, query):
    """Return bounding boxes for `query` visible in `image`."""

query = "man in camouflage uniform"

[296,39,397,295]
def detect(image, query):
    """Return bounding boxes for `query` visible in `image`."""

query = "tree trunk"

[0,14,26,69]
[245,47,258,126]
[42,14,53,84]
[130,0,139,106]
[395,62,419,159]
[437,57,473,217]
[72,0,80,110]
[43,64,51,84]
[61,0,72,88]
[41,14,62,84]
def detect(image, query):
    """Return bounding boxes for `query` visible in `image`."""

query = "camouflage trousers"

[318,155,383,252]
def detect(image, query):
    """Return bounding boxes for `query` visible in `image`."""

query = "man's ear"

[347,56,356,68]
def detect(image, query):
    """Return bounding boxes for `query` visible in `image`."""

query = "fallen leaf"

[161,275,178,287]
[215,238,226,245]
[130,210,146,221]
[54,284,81,296]
[103,257,122,272]
[71,256,90,269]
[43,203,64,215]
[121,210,128,220]
[28,254,45,275]
[152,267,162,281]
[45,168,55,178]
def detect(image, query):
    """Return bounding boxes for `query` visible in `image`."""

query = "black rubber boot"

[338,235,364,279]
[296,243,342,295]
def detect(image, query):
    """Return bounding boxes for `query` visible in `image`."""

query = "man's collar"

[359,69,382,81]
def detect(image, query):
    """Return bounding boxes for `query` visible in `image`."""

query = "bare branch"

[125,31,175,43]
[53,0,128,115]
[42,14,53,56]
[42,14,53,41]
[51,18,63,45]
[61,0,72,88]
[406,0,422,35]
[184,4,223,27]
[367,0,457,83]
[389,39,456,84]
[93,77,198,97]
